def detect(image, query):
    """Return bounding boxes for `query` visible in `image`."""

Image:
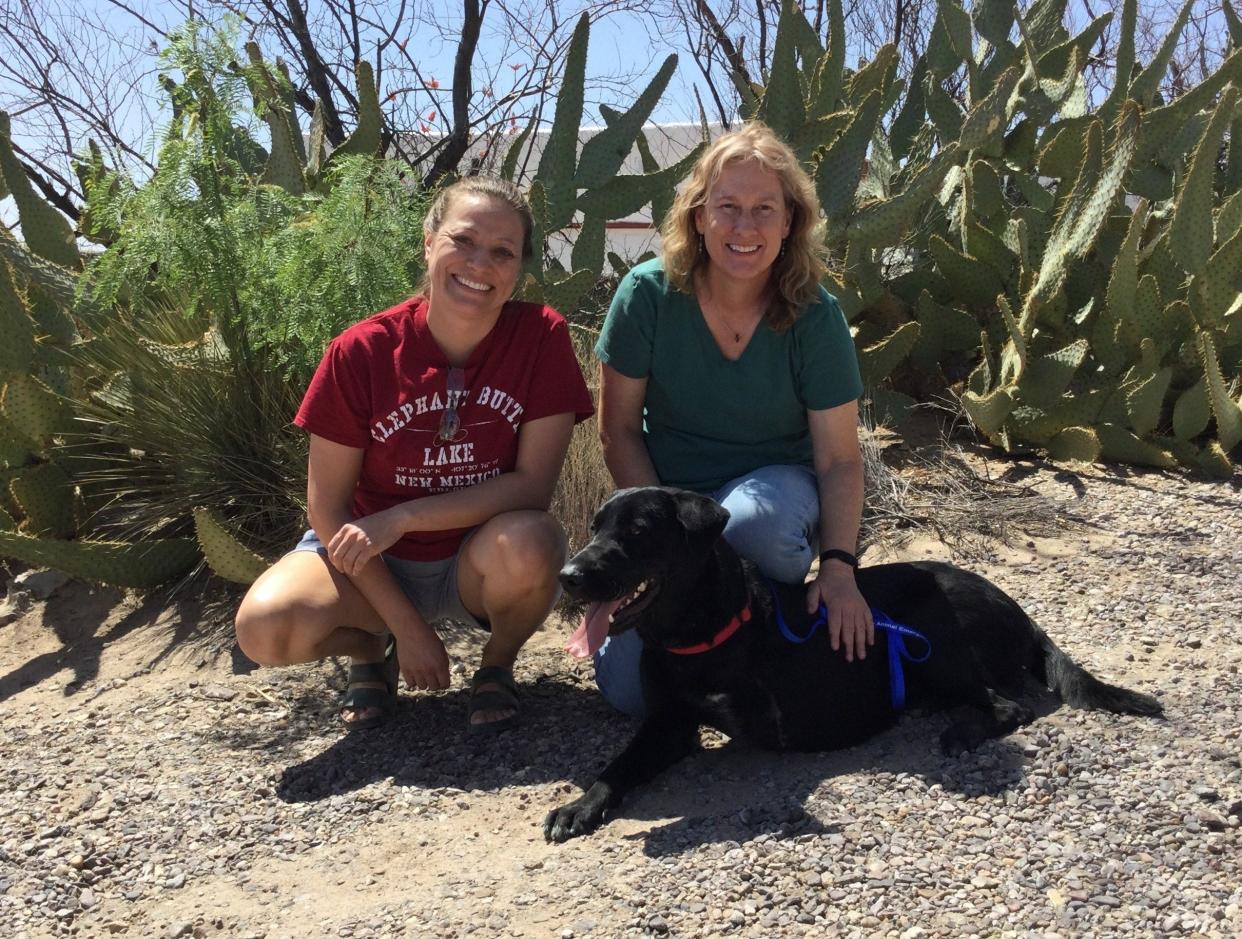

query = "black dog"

[545,487,1162,843]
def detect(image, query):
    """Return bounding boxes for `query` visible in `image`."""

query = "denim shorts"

[593,463,820,718]
[291,529,487,630]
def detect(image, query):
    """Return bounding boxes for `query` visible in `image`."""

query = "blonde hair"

[660,121,826,332]
[417,177,534,296]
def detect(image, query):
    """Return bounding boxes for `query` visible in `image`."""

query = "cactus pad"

[0,261,36,378]
[0,113,82,270]
[1198,331,1242,452]
[1046,426,1102,463]
[2,374,70,447]
[193,507,269,585]
[9,461,74,538]
[0,531,199,588]
[1172,378,1211,441]
[1170,89,1239,277]
[960,386,1015,438]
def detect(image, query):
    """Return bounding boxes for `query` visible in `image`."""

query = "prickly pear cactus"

[734,0,1242,476]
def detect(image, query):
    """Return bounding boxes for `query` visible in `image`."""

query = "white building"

[415,121,722,270]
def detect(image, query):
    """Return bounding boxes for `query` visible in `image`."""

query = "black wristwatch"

[818,548,858,569]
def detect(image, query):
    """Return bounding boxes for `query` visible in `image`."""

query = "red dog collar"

[666,605,752,655]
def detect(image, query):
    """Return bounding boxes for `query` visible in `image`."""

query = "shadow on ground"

[249,669,1064,856]
[0,575,242,703]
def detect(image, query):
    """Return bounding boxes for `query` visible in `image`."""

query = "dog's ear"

[672,490,730,549]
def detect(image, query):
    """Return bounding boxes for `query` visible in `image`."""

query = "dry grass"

[551,417,613,555]
[550,326,611,556]
[858,423,1074,560]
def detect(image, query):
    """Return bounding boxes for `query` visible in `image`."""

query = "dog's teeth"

[636,581,647,593]
[608,613,615,623]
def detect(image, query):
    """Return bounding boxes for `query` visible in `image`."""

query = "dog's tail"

[1029,622,1163,717]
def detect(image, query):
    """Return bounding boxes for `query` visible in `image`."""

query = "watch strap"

[818,548,858,569]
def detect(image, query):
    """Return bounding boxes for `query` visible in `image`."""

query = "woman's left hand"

[807,567,874,663]
[327,509,405,576]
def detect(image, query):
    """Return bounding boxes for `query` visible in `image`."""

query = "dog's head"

[561,487,729,657]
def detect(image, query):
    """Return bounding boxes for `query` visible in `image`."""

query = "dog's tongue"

[565,599,621,659]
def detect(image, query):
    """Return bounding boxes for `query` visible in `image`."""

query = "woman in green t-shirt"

[588,121,870,718]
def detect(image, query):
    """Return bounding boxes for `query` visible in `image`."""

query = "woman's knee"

[724,521,812,583]
[481,511,568,586]
[234,585,294,665]
[234,564,332,665]
[717,468,818,583]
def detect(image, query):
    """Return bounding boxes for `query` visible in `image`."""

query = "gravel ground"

[0,459,1239,939]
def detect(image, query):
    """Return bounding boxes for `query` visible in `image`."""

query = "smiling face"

[423,193,525,325]
[694,159,792,292]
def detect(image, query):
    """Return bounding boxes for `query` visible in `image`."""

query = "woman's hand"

[326,508,405,576]
[394,621,451,691]
[807,566,873,663]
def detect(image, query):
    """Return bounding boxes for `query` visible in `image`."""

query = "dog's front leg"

[544,713,699,843]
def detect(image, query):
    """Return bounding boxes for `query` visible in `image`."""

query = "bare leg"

[235,551,391,724]
[456,510,567,727]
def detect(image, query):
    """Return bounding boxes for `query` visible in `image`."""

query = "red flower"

[427,78,440,90]
[427,109,437,121]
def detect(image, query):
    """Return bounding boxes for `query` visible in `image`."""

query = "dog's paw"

[939,722,980,757]
[543,796,607,843]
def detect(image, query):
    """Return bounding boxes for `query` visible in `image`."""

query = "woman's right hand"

[326,507,405,576]
[394,622,451,690]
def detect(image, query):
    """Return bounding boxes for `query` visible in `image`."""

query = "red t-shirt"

[295,297,594,560]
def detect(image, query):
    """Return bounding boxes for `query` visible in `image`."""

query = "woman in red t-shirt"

[236,178,594,733]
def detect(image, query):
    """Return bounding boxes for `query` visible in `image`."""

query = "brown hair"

[660,121,826,332]
[417,177,534,296]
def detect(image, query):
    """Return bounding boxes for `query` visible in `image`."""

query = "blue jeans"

[592,464,819,719]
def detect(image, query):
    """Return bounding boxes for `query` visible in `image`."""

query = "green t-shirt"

[595,258,863,493]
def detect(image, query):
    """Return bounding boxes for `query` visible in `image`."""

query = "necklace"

[696,273,764,347]
[704,300,757,344]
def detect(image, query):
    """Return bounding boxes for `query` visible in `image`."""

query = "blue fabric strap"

[764,577,933,711]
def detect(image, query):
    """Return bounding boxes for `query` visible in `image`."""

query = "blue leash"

[764,578,932,711]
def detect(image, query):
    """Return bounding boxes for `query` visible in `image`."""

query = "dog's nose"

[559,564,585,591]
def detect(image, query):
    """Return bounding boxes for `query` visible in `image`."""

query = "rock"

[12,568,72,600]
[200,684,238,702]
[1195,809,1229,832]
[167,922,192,938]
[0,592,31,626]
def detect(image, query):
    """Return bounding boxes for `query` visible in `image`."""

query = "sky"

[0,0,1232,198]
[76,0,702,162]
